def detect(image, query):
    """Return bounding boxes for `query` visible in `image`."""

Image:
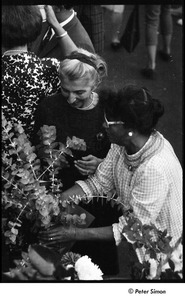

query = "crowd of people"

[1,5,182,280]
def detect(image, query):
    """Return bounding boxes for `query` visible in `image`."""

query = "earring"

[128,131,133,137]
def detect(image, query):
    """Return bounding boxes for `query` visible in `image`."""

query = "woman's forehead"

[61,77,94,89]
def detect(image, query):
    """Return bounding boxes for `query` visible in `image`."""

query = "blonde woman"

[34,48,122,276]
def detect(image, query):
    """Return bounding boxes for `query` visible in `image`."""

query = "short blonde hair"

[59,48,107,86]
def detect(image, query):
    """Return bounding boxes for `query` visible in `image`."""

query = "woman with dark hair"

[39,84,182,266]
[2,5,77,138]
[2,6,43,49]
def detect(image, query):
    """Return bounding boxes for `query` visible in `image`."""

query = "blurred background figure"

[102,5,125,50]
[170,5,182,26]
[74,5,105,54]
[30,5,95,60]
[141,4,173,80]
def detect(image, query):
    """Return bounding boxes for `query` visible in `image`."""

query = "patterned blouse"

[2,52,61,137]
[77,131,182,261]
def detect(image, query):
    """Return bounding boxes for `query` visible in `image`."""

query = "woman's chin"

[107,135,114,143]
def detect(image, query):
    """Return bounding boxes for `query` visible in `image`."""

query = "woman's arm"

[39,225,114,246]
[76,226,114,241]
[45,5,78,55]
[61,183,87,203]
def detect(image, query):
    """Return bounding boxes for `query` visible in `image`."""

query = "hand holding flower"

[74,155,103,176]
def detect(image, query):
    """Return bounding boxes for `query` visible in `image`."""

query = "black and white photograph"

[1,2,183,298]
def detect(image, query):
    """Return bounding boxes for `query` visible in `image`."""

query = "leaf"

[11,227,18,235]
[24,184,35,191]
[4,182,12,189]
[27,153,37,162]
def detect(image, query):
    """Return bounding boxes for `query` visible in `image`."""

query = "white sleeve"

[130,164,168,225]
[76,145,116,197]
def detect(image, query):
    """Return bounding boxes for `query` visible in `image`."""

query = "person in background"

[141,5,173,80]
[39,84,182,267]
[74,5,105,54]
[2,5,77,138]
[34,48,122,276]
[30,5,95,60]
[170,5,183,26]
[102,5,125,50]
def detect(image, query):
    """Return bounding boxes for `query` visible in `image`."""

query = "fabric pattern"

[2,52,61,137]
[77,131,182,261]
[74,5,104,54]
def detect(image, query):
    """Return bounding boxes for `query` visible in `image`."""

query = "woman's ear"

[91,86,97,92]
[92,79,102,92]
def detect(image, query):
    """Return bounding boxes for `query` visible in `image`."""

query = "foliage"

[1,113,87,253]
[120,209,183,280]
[67,192,183,281]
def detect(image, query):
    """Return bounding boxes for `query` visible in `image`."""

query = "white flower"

[75,255,103,280]
[147,258,158,280]
[170,243,183,272]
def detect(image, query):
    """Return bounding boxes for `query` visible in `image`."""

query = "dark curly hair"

[2,5,42,49]
[100,84,164,135]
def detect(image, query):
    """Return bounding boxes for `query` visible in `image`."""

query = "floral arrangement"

[3,244,103,281]
[69,193,183,281]
[2,113,183,281]
[2,113,87,255]
[119,208,183,281]
[92,193,183,281]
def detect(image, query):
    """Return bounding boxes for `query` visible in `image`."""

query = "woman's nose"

[67,93,76,104]
[103,121,108,129]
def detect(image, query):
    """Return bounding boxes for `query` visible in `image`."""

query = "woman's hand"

[44,5,77,54]
[44,5,60,29]
[38,225,76,246]
[74,155,103,176]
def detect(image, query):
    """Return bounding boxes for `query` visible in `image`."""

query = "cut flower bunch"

[2,113,87,255]
[3,244,103,281]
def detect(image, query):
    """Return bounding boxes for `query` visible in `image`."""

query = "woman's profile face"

[60,77,95,109]
[103,114,128,146]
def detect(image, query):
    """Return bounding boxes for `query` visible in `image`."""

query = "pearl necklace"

[3,49,27,56]
[77,92,96,110]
